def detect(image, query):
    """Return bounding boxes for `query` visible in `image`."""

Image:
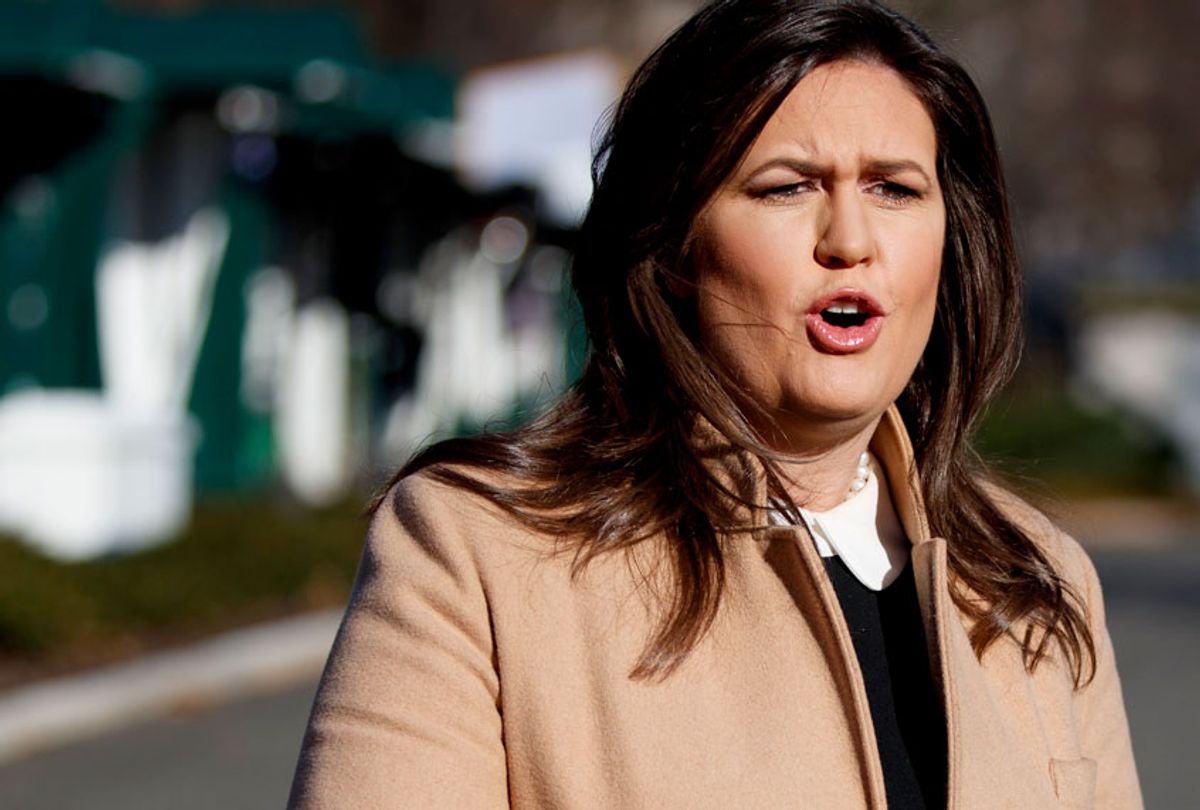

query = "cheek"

[912,261,941,321]
[890,219,944,319]
[692,264,791,392]
[692,227,798,328]
[877,220,944,376]
[694,275,765,364]
[694,245,763,335]
[917,232,944,321]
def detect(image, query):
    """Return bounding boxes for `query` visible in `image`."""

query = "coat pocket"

[1050,757,1097,808]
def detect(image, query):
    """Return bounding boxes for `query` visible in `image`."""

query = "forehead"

[743,59,937,168]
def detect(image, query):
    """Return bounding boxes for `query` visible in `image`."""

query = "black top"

[824,556,946,810]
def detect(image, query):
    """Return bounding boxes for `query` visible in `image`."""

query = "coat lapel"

[872,408,970,804]
[910,537,960,804]
[707,404,1059,808]
[879,408,1065,808]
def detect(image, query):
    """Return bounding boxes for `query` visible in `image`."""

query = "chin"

[784,361,911,424]
[776,393,892,437]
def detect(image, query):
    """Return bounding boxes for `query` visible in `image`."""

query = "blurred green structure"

[0,1,451,122]
[0,0,454,491]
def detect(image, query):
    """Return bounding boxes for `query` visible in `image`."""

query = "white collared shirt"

[769,456,910,591]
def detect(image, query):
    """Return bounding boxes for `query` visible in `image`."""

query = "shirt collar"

[696,403,932,548]
[768,456,910,591]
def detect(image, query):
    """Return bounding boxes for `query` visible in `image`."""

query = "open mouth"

[805,290,886,354]
[820,302,872,329]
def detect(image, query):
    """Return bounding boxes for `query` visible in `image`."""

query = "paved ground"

[0,543,1196,809]
[1092,545,1200,810]
[0,683,317,809]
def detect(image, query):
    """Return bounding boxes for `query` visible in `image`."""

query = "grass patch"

[975,386,1181,497]
[0,494,370,688]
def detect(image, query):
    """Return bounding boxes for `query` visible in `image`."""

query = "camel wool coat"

[289,406,1143,809]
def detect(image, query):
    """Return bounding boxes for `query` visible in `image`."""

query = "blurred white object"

[385,237,512,451]
[1077,310,1200,492]
[457,51,623,226]
[382,227,566,461]
[0,390,196,560]
[0,207,228,559]
[96,207,230,414]
[241,266,296,415]
[276,299,351,507]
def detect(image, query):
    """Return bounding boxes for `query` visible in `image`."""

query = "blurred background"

[0,0,1195,807]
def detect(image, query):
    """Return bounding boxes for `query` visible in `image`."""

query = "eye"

[868,181,921,204]
[752,180,817,202]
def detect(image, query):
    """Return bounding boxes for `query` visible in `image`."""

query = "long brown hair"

[379,0,1095,685]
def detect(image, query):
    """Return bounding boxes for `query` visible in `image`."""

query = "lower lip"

[805,313,883,354]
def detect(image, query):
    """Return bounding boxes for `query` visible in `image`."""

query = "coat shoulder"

[377,465,515,531]
[370,464,565,571]
[977,479,1093,590]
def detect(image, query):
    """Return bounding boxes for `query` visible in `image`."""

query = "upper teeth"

[825,302,861,314]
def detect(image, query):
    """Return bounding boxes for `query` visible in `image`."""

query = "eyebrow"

[743,157,934,186]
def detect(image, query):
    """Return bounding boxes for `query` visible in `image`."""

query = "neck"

[767,415,881,511]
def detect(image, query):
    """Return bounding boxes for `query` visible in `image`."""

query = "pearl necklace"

[846,451,871,499]
[767,450,873,523]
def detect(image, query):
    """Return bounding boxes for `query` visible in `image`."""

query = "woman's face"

[690,59,945,450]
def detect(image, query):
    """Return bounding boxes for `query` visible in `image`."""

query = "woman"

[290,1,1142,807]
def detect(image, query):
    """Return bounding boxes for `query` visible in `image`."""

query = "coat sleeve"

[1068,539,1144,809]
[288,475,509,809]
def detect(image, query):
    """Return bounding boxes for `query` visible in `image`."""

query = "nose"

[814,190,874,269]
